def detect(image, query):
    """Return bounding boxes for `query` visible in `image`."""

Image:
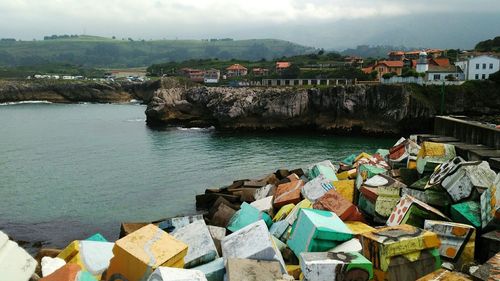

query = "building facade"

[455,55,500,80]
[226,64,248,77]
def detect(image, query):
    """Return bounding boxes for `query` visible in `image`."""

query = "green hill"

[0,35,315,68]
[475,36,500,52]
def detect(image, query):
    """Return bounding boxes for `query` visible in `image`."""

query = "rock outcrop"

[145,79,500,134]
[0,79,159,104]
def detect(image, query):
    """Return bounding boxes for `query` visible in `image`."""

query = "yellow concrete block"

[408,159,417,169]
[105,224,188,281]
[345,221,375,239]
[273,203,295,222]
[57,241,83,269]
[419,142,446,157]
[332,180,355,203]
[355,152,372,163]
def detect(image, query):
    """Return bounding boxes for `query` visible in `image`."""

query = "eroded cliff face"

[145,80,441,134]
[0,80,158,104]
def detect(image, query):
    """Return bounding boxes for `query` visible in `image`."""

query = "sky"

[0,0,499,50]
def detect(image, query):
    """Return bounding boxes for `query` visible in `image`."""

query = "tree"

[282,64,301,79]
[112,36,116,39]
[318,49,325,55]
[382,72,397,79]
[489,70,500,83]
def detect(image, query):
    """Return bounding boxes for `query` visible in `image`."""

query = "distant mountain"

[0,35,315,68]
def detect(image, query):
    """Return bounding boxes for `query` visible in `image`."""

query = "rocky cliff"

[0,79,158,104]
[145,79,500,134]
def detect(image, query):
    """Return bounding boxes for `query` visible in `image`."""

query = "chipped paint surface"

[480,173,500,230]
[387,195,450,227]
[423,220,475,264]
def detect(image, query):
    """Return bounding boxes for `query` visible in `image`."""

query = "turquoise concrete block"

[227,202,272,232]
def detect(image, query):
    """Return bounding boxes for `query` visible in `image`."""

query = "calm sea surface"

[0,102,394,251]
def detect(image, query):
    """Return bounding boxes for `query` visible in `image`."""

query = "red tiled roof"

[226,64,247,70]
[431,58,450,67]
[376,60,404,68]
[362,67,373,74]
[276,62,291,68]
[388,51,405,56]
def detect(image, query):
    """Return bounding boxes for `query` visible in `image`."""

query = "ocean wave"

[126,118,146,122]
[129,99,143,103]
[0,100,52,106]
[176,126,215,131]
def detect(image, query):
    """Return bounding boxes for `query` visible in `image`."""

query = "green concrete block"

[451,201,481,229]
[227,202,272,232]
[287,209,352,258]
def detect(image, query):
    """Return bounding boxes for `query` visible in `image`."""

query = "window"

[483,63,486,69]
[476,63,480,69]
[434,74,441,80]
[482,74,486,79]
[490,63,494,69]
[475,74,479,80]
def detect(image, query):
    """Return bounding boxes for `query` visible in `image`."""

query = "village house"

[343,56,364,66]
[455,55,500,80]
[252,68,269,76]
[275,62,291,74]
[204,68,221,84]
[180,68,205,82]
[425,65,464,81]
[367,60,404,80]
[226,64,248,77]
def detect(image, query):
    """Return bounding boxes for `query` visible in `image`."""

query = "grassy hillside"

[0,35,315,68]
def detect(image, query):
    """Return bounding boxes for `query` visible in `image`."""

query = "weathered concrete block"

[332,180,355,203]
[147,267,207,281]
[284,199,312,226]
[313,189,364,221]
[416,142,456,174]
[226,258,282,281]
[330,238,363,253]
[361,224,441,278]
[221,220,286,273]
[254,184,274,201]
[274,180,304,209]
[307,160,338,181]
[0,231,37,281]
[207,225,226,257]
[273,203,295,222]
[386,195,450,227]
[300,252,373,281]
[287,209,353,257]
[269,220,289,240]
[301,174,333,202]
[479,230,500,263]
[345,221,375,240]
[106,224,188,281]
[173,220,219,268]
[416,268,473,281]
[480,173,500,230]
[41,257,65,277]
[193,257,224,281]
[158,214,204,233]
[227,202,272,233]
[451,201,482,229]
[250,196,274,214]
[470,252,500,281]
[210,202,237,228]
[424,220,475,269]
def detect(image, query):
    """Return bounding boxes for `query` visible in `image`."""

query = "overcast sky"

[1,0,499,49]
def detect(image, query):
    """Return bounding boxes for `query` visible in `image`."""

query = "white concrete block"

[0,231,37,281]
[79,240,115,275]
[147,267,208,281]
[41,257,66,277]
[173,220,219,268]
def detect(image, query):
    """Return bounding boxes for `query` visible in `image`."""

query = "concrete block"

[300,252,373,281]
[480,173,500,230]
[269,220,289,240]
[207,225,226,257]
[361,224,440,273]
[386,195,450,228]
[451,201,482,229]
[0,231,37,281]
[158,214,204,233]
[173,220,219,268]
[221,220,286,273]
[479,230,500,263]
[287,209,353,257]
[274,180,304,209]
[330,238,362,253]
[416,142,456,174]
[424,220,475,269]
[147,267,207,281]
[301,174,333,202]
[344,221,375,240]
[41,257,66,277]
[470,252,500,281]
[193,258,225,281]
[57,239,114,278]
[284,199,312,226]
[416,269,473,281]
[273,203,295,222]
[307,160,338,181]
[40,263,96,281]
[332,180,355,203]
[313,189,364,221]
[226,258,282,281]
[210,202,237,228]
[106,224,188,281]
[250,196,274,214]
[254,184,274,201]
[227,202,272,233]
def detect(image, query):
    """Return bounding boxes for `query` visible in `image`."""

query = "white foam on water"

[176,126,215,131]
[0,100,52,106]
[126,118,146,122]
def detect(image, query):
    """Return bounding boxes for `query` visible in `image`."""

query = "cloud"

[0,0,499,48]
